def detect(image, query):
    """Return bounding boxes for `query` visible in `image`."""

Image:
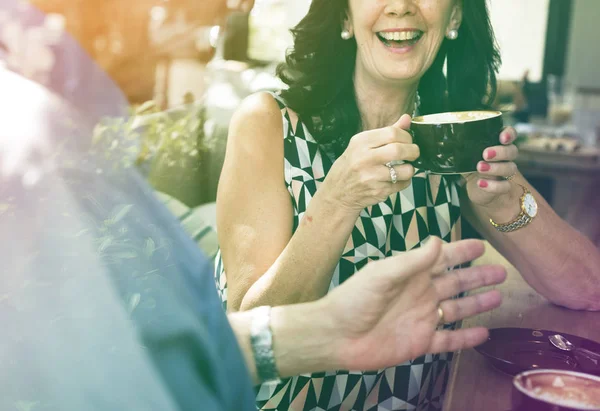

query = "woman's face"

[346,0,462,86]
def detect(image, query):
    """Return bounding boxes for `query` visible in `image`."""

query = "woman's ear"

[341,16,354,40]
[449,2,463,32]
[342,4,354,34]
[342,15,353,35]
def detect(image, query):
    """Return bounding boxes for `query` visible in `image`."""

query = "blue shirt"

[0,158,257,411]
[0,70,256,410]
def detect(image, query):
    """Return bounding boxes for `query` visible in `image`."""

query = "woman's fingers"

[475,178,512,194]
[483,144,518,162]
[352,125,413,149]
[379,163,416,183]
[476,161,518,178]
[500,127,517,145]
[373,142,421,164]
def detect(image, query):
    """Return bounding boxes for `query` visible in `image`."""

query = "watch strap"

[250,306,281,383]
[490,212,532,232]
[489,184,535,233]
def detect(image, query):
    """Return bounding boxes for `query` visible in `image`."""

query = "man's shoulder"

[56,163,257,410]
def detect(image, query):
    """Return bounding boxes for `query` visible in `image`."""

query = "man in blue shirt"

[0,66,507,411]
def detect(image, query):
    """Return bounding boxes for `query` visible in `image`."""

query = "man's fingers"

[379,237,442,284]
[428,328,490,354]
[431,240,486,275]
[439,290,503,324]
[433,265,507,300]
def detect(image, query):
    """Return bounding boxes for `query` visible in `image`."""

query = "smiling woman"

[215,1,503,410]
[274,0,500,157]
[214,0,600,410]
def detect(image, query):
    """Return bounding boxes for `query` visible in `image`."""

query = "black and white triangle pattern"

[214,93,462,410]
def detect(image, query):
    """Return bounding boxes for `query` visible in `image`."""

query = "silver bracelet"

[250,306,281,383]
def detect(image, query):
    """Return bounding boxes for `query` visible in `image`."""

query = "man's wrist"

[250,306,281,383]
[270,301,339,378]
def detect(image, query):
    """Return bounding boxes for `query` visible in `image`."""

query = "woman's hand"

[319,237,506,371]
[463,127,519,209]
[322,114,420,213]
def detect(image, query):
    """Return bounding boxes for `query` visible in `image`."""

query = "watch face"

[523,193,538,217]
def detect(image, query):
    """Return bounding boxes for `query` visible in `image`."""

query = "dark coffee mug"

[410,111,504,174]
[512,369,600,410]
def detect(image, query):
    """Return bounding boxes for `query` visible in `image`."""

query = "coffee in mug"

[512,369,600,410]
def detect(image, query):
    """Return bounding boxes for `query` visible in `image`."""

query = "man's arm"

[228,303,334,384]
[228,238,507,384]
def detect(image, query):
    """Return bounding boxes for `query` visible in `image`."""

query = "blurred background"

[2,0,599,243]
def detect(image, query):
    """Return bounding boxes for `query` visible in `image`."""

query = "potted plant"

[92,97,211,207]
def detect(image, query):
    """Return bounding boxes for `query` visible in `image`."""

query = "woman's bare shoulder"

[230,92,284,136]
[226,91,286,160]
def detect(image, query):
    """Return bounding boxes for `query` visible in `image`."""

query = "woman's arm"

[462,174,600,311]
[219,93,420,312]
[217,93,360,312]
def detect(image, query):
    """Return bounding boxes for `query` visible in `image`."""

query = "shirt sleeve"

[0,161,256,411]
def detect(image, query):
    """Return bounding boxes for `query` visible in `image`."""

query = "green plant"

[92,100,215,206]
[91,100,207,173]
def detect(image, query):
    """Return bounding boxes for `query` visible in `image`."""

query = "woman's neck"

[353,68,419,132]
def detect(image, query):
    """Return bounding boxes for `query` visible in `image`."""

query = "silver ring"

[386,163,398,184]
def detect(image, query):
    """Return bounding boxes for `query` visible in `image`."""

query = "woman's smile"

[375,29,424,54]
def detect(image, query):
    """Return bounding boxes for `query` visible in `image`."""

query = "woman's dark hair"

[277,0,501,156]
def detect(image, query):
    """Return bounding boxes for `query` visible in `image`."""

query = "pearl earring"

[341,29,352,40]
[447,29,458,40]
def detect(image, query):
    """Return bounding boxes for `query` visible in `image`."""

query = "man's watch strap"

[250,306,281,383]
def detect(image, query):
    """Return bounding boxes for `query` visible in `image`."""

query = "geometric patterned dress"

[214,93,463,411]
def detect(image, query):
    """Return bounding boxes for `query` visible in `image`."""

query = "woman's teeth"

[377,31,423,47]
[379,31,421,41]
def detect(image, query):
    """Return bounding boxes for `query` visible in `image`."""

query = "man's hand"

[322,237,506,371]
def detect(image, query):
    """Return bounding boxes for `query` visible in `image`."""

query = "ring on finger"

[437,306,445,324]
[385,162,398,184]
[504,174,516,181]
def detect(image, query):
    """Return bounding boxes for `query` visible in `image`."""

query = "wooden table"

[443,243,600,411]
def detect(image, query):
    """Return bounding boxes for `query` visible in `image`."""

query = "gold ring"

[504,174,516,181]
[437,306,445,324]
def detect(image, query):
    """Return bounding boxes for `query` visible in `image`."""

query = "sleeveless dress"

[214,93,463,411]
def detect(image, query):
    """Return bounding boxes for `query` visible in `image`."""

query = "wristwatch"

[490,184,538,233]
[250,306,281,383]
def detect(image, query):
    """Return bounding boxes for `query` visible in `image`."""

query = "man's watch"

[250,306,281,383]
[490,184,538,233]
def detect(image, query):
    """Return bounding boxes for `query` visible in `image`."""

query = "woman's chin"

[378,72,422,86]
